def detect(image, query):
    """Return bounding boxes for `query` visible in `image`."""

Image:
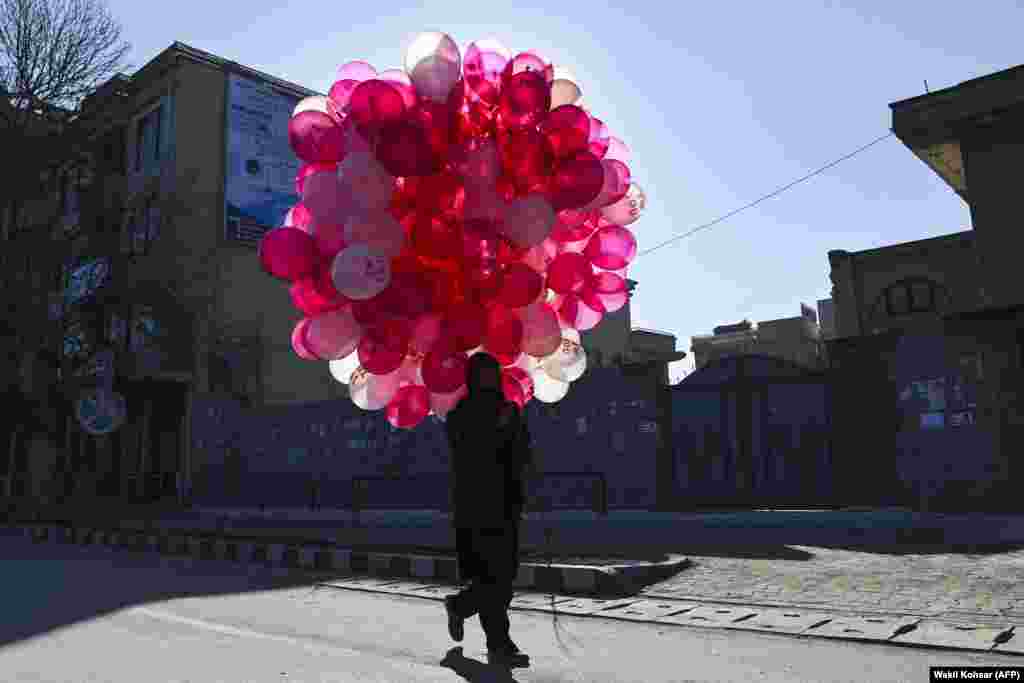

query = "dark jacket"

[446,390,532,529]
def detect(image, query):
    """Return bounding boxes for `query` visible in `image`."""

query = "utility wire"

[636,131,896,259]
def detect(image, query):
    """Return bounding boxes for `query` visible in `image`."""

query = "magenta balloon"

[589,271,629,313]
[584,159,631,210]
[463,43,509,105]
[588,117,610,158]
[550,208,598,243]
[337,60,377,82]
[422,348,468,394]
[288,111,346,164]
[290,276,346,316]
[501,366,534,408]
[410,313,444,355]
[386,385,431,429]
[258,227,319,281]
[358,318,410,375]
[519,302,561,357]
[557,292,603,331]
[305,309,362,360]
[375,119,438,177]
[377,69,418,108]
[302,171,351,223]
[497,263,544,308]
[583,223,637,270]
[348,80,407,136]
[328,79,360,115]
[547,251,591,294]
[312,220,348,259]
[549,151,605,211]
[543,105,591,160]
[283,203,314,233]
[296,161,338,196]
[498,71,551,129]
[291,319,319,360]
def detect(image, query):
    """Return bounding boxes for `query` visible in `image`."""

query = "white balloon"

[543,338,587,383]
[329,352,361,385]
[293,96,331,117]
[350,366,397,411]
[531,366,570,403]
[404,32,461,102]
[331,244,391,301]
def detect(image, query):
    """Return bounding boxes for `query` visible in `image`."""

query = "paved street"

[2,530,1022,682]
[641,544,1024,624]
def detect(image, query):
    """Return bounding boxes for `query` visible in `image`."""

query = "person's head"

[466,352,501,394]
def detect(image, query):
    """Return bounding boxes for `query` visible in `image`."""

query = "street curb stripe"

[13,524,645,598]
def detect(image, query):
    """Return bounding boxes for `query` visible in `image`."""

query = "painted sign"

[76,389,126,435]
[224,73,304,242]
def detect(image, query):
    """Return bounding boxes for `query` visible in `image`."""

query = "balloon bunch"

[259,32,646,429]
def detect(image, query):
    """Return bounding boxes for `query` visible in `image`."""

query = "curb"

[14,523,685,597]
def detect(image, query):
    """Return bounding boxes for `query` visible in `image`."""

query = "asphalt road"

[1,530,1020,682]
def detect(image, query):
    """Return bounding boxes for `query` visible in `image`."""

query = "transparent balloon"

[600,182,646,226]
[404,32,461,102]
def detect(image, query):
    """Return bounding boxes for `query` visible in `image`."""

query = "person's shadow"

[440,647,525,682]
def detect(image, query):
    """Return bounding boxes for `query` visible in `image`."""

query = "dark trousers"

[451,521,520,650]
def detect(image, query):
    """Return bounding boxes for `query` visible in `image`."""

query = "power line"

[636,130,896,259]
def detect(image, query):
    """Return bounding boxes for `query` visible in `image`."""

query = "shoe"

[444,596,464,642]
[487,646,530,668]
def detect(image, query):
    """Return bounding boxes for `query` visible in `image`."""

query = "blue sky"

[107,0,1019,381]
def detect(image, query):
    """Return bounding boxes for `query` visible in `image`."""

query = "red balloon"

[410,214,461,262]
[464,43,509,105]
[376,271,432,320]
[375,118,438,177]
[296,162,339,195]
[499,71,550,129]
[556,293,603,331]
[443,302,487,351]
[549,151,605,211]
[348,79,407,139]
[288,111,346,164]
[502,53,552,86]
[584,224,637,271]
[409,100,452,164]
[550,208,597,243]
[411,172,464,218]
[519,302,562,357]
[312,220,348,259]
[328,79,360,113]
[582,270,629,314]
[290,276,346,316]
[386,385,431,429]
[422,348,468,393]
[462,218,501,262]
[500,127,552,194]
[259,227,319,281]
[542,105,591,160]
[484,305,524,357]
[547,251,591,294]
[358,317,410,375]
[501,366,534,408]
[497,263,543,308]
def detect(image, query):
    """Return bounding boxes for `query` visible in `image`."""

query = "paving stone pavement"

[640,545,1024,624]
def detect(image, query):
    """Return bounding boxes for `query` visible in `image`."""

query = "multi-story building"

[690,305,823,371]
[824,62,1024,510]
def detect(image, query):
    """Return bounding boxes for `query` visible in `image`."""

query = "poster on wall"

[224,73,305,243]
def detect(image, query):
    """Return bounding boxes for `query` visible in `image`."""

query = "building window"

[135,105,163,173]
[886,285,910,316]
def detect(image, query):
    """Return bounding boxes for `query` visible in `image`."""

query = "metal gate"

[671,355,834,508]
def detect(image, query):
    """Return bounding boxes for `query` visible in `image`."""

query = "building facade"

[690,306,823,371]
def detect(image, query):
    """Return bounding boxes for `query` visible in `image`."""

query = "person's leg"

[455,526,479,585]
[475,526,519,652]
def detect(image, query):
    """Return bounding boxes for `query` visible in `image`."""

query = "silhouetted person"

[444,353,532,668]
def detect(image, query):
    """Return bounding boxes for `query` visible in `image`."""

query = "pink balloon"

[282,203,313,232]
[520,238,558,273]
[386,385,431,429]
[519,302,561,358]
[291,319,319,360]
[331,244,392,301]
[604,136,631,164]
[463,43,509,105]
[584,224,637,270]
[497,263,544,309]
[337,61,377,82]
[328,79,360,115]
[499,71,551,129]
[600,182,646,226]
[312,220,348,259]
[302,171,351,223]
[501,366,534,408]
[584,271,629,313]
[296,162,338,196]
[422,348,468,394]
[550,208,598,243]
[430,385,467,420]
[290,275,347,316]
[344,211,406,258]
[377,69,418,108]
[501,194,555,248]
[583,159,631,210]
[258,227,319,281]
[502,52,551,84]
[288,111,346,164]
[305,309,362,360]
[410,313,444,354]
[556,293,603,331]
[588,117,610,158]
[547,251,591,294]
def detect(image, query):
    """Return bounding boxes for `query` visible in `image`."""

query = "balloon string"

[635,131,895,259]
